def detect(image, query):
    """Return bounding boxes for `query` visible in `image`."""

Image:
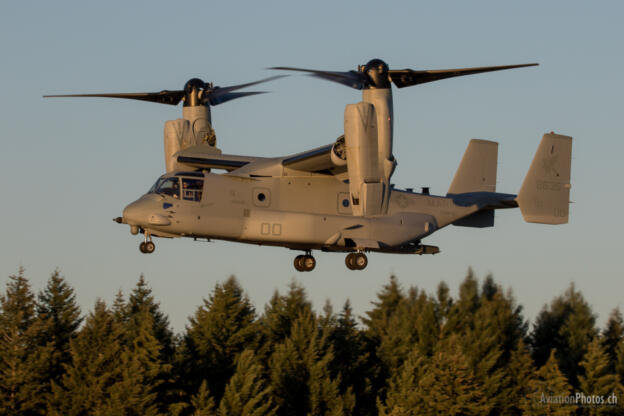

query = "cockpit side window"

[153,177,180,199]
[181,178,203,202]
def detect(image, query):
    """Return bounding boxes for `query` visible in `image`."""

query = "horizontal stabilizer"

[453,210,494,228]
[448,139,498,194]
[517,133,572,224]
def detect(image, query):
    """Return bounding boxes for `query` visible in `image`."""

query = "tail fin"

[448,139,498,194]
[517,133,572,224]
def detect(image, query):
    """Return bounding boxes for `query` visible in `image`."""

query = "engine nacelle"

[164,119,191,172]
[362,88,396,213]
[164,106,217,172]
[344,102,384,216]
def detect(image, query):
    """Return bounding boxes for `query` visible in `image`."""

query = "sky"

[1,0,622,331]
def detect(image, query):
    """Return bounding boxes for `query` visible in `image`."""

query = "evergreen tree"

[362,276,446,409]
[328,300,376,415]
[51,298,166,415]
[111,308,171,415]
[122,276,175,412]
[36,270,82,389]
[126,275,175,358]
[269,308,354,416]
[217,349,276,416]
[617,339,624,385]
[191,381,216,416]
[419,335,490,415]
[180,276,258,403]
[169,381,216,416]
[260,280,313,349]
[454,268,480,317]
[361,275,404,340]
[308,351,355,416]
[378,345,428,415]
[269,335,308,415]
[441,269,481,339]
[481,274,498,301]
[578,338,622,416]
[529,283,597,387]
[502,340,536,416]
[112,289,127,322]
[439,271,527,415]
[0,268,51,416]
[380,335,488,416]
[373,292,424,375]
[523,350,574,416]
[361,276,421,384]
[470,289,527,414]
[435,281,452,325]
[49,299,125,415]
[602,308,624,374]
[415,296,440,357]
[318,299,336,334]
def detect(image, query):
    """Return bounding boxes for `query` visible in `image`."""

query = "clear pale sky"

[1,0,622,331]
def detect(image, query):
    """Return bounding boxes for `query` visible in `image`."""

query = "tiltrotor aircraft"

[45,59,572,271]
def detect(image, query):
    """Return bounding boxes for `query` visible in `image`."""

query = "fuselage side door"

[176,176,204,233]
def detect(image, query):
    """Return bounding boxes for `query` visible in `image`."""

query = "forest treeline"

[1,268,623,416]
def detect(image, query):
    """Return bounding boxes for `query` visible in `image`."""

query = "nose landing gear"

[294,251,316,272]
[346,252,368,270]
[139,233,155,254]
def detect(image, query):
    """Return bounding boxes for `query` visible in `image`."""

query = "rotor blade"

[388,63,538,88]
[43,90,185,105]
[212,75,287,95]
[270,67,367,90]
[208,91,267,106]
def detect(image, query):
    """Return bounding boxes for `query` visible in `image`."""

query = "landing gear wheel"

[302,255,316,271]
[140,240,155,254]
[144,241,155,253]
[294,253,316,272]
[353,252,367,270]
[345,253,356,270]
[345,252,367,270]
[294,255,306,271]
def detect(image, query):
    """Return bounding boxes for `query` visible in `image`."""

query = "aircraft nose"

[123,198,151,226]
[123,195,172,227]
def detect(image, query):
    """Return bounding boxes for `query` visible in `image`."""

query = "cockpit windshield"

[150,177,180,198]
[148,176,203,201]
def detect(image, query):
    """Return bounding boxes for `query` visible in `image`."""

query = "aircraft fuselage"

[122,171,478,253]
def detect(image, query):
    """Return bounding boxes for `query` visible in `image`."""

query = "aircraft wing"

[281,144,346,175]
[177,154,261,171]
[176,142,346,176]
[176,145,265,171]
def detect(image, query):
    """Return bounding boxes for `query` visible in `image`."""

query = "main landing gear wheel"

[139,240,155,254]
[346,252,368,270]
[294,253,316,272]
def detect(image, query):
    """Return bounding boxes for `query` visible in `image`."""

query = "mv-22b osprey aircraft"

[46,59,572,271]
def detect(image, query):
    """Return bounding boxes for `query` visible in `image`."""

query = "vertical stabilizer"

[517,133,572,224]
[448,139,498,194]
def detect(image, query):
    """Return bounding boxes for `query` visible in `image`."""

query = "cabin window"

[181,178,203,202]
[252,188,271,207]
